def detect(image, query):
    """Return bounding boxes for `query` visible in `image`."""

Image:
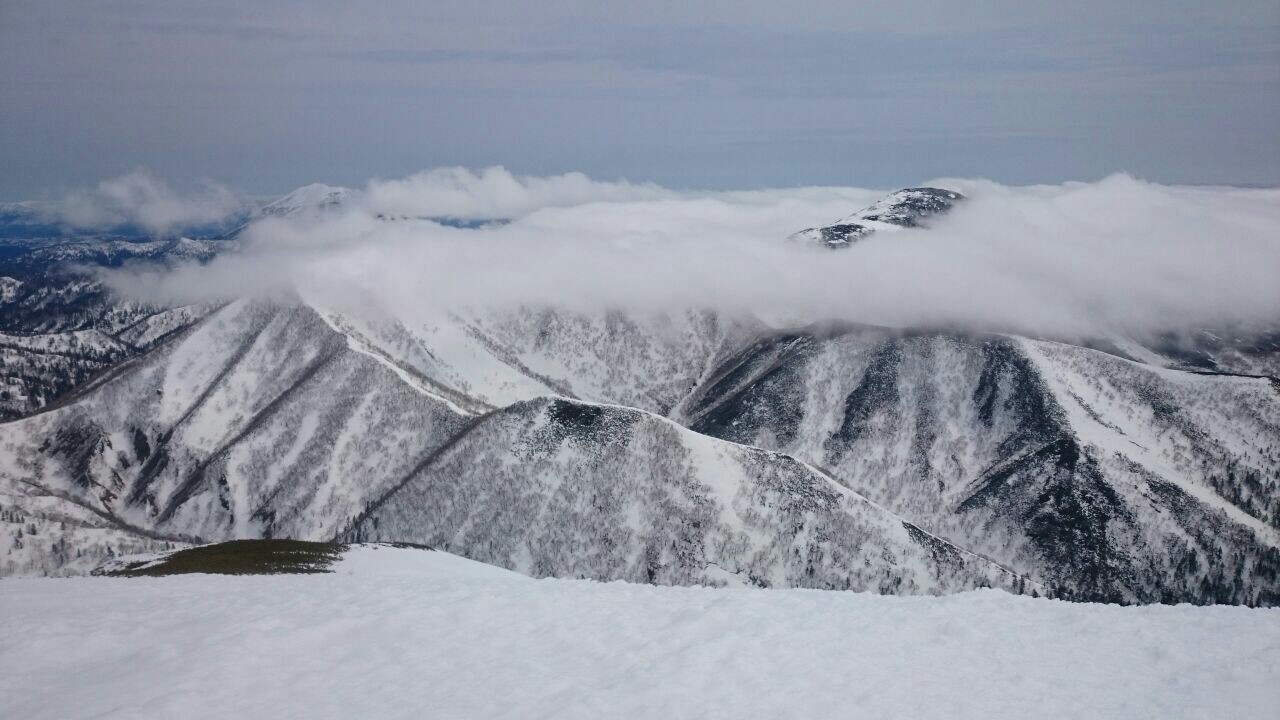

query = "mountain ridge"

[2,184,1277,605]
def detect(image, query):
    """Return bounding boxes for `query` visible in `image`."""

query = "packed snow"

[3,545,1277,720]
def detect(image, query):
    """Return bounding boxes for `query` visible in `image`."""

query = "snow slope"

[680,325,1280,604]
[2,545,1277,720]
[345,397,1022,594]
[0,299,472,571]
[304,302,764,415]
[255,183,352,220]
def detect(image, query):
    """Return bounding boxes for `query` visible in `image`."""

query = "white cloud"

[101,170,1280,340]
[358,166,679,219]
[46,169,248,237]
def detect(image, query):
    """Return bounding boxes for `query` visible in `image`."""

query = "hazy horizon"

[3,1,1277,198]
[4,166,1279,207]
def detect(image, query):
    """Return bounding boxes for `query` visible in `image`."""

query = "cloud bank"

[360,167,680,220]
[103,169,1280,340]
[44,170,248,237]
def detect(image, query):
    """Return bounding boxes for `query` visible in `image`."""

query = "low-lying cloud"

[360,167,679,220]
[103,169,1280,340]
[45,169,248,237]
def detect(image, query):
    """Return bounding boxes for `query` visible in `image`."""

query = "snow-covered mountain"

[2,184,1277,607]
[0,182,349,418]
[344,396,1022,593]
[789,187,964,248]
[0,300,469,559]
[676,324,1280,604]
[255,183,352,219]
[0,268,213,419]
[0,299,1021,594]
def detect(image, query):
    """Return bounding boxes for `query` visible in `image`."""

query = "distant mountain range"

[1,184,1276,605]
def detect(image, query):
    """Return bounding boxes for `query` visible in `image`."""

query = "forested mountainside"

[2,187,1277,605]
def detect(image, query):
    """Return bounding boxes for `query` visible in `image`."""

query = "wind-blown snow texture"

[2,546,1277,720]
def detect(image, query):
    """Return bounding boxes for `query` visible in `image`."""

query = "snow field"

[3,545,1277,720]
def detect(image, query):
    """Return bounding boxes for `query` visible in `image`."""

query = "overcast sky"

[2,1,1278,198]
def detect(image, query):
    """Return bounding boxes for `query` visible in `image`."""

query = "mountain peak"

[260,183,352,217]
[790,186,964,249]
[853,187,964,228]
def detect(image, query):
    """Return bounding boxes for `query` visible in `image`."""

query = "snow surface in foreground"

[3,546,1278,720]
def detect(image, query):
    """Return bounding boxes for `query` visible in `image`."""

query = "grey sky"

[2,0,1278,198]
